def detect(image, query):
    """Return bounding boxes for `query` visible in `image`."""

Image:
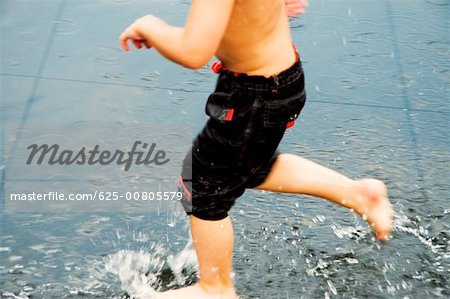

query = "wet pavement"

[1,0,449,298]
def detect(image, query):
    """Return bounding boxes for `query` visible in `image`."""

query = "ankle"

[354,179,387,213]
[198,279,235,295]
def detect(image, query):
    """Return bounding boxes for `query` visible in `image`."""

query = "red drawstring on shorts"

[211,61,223,74]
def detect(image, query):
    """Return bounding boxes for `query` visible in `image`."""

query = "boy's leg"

[190,215,236,294]
[256,153,393,240]
[153,215,238,299]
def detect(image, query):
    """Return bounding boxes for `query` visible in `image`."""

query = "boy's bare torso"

[216,0,296,77]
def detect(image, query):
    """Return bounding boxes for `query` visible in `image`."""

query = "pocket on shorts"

[205,91,235,123]
[263,91,306,129]
[204,89,255,148]
[205,91,253,124]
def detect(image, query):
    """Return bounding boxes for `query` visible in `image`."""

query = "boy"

[119,0,393,298]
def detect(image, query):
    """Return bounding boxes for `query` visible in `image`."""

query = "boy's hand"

[285,0,309,17]
[119,15,161,51]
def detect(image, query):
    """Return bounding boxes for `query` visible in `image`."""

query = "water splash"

[105,242,198,298]
[105,249,162,298]
[393,210,447,254]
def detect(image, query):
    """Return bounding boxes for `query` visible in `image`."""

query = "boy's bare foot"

[356,179,393,241]
[136,282,238,299]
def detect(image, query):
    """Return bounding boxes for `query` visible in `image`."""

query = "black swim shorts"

[179,59,306,221]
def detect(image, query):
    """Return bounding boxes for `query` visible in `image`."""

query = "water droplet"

[6,60,19,67]
[53,19,80,35]
[9,255,22,262]
[327,280,338,295]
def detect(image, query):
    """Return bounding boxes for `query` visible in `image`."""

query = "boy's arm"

[120,0,235,69]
